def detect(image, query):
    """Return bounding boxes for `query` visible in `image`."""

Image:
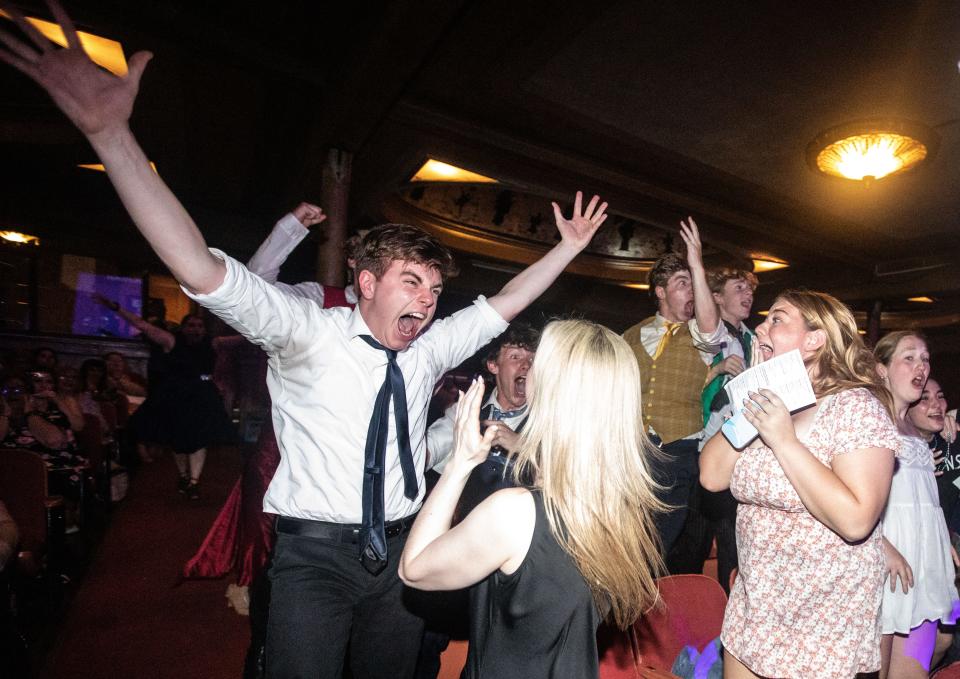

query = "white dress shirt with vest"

[622,313,724,445]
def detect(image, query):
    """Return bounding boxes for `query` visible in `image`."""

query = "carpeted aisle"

[39,446,249,679]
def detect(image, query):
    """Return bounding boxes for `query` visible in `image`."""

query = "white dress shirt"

[185,249,508,522]
[699,319,754,448]
[426,388,527,474]
[246,212,358,306]
[637,313,727,364]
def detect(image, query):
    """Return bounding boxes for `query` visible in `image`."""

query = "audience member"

[104,351,147,404]
[31,346,58,375]
[909,377,960,535]
[56,365,80,397]
[685,266,758,590]
[24,370,84,439]
[622,218,725,555]
[874,332,958,678]
[0,498,25,679]
[415,322,538,679]
[183,201,350,678]
[1,373,89,505]
[0,18,611,675]
[700,289,899,678]
[0,501,16,572]
[100,301,236,500]
[401,320,664,677]
[76,359,121,438]
[426,322,538,491]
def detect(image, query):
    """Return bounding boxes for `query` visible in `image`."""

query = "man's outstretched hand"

[0,0,152,139]
[551,191,608,251]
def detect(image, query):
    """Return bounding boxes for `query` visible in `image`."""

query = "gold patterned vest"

[623,317,709,444]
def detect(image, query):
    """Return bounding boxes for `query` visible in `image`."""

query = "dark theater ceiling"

[1,0,959,333]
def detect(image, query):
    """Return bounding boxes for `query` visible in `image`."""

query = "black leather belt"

[276,514,418,543]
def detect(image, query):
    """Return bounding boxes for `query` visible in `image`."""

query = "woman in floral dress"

[701,290,899,678]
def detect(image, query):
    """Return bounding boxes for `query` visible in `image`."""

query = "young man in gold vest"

[622,219,724,555]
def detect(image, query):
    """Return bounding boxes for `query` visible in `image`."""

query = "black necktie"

[358,335,419,574]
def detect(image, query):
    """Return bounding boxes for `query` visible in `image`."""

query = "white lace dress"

[881,434,959,633]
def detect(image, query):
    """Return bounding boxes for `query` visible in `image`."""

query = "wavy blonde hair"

[775,289,893,416]
[511,319,665,628]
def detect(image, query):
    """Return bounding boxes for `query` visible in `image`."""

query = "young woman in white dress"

[875,330,960,678]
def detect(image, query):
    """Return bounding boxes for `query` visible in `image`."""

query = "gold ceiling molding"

[383,195,653,283]
[382,187,667,283]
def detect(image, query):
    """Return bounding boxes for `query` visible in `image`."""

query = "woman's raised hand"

[451,377,497,472]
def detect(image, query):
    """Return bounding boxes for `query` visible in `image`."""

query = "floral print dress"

[721,388,899,678]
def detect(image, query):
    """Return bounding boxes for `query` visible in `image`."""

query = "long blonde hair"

[511,319,665,628]
[775,289,893,416]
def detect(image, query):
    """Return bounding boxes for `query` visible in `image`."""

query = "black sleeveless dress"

[465,489,602,679]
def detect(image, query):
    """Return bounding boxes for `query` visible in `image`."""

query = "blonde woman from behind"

[400,319,665,679]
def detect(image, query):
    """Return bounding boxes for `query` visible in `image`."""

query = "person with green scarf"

[696,267,757,591]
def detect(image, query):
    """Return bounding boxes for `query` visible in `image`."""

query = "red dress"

[183,286,352,584]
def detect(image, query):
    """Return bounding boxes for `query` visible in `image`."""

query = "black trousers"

[649,437,699,554]
[265,528,424,679]
[666,477,740,591]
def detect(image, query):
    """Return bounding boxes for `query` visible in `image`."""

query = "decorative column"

[317,149,352,287]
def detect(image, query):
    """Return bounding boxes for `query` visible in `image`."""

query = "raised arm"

[0,1,223,293]
[487,191,607,321]
[95,294,175,352]
[680,217,719,336]
[247,203,326,283]
[400,379,535,590]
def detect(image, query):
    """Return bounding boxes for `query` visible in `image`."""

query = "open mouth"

[514,375,526,399]
[397,312,426,340]
[758,342,773,356]
[911,374,926,389]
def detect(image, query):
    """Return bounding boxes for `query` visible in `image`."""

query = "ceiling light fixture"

[907,296,935,303]
[411,160,497,183]
[620,282,650,291]
[0,230,40,246]
[807,118,938,184]
[751,255,789,273]
[0,10,127,76]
